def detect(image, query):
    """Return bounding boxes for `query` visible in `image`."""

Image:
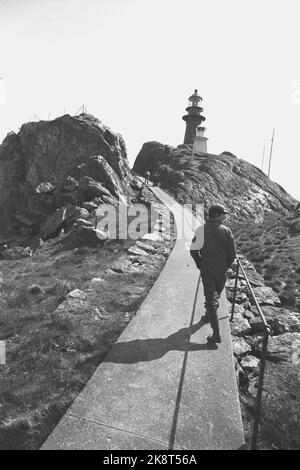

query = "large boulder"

[249,305,300,335]
[39,204,89,239]
[230,312,251,336]
[30,237,44,251]
[86,155,126,199]
[61,176,78,192]
[18,113,131,185]
[65,218,94,233]
[258,332,300,363]
[251,286,281,307]
[228,302,245,316]
[61,225,108,249]
[0,113,132,235]
[232,336,252,356]
[78,176,113,199]
[101,194,120,206]
[0,133,26,231]
[240,355,260,371]
[226,289,248,304]
[82,201,98,212]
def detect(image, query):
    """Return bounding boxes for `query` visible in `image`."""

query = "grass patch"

[0,188,175,449]
[231,213,300,312]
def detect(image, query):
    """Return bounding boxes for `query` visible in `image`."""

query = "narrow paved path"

[42,186,244,450]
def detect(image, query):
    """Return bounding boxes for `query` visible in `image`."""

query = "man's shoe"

[207,334,221,344]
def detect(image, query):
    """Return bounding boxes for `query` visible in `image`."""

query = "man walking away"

[145,170,150,185]
[152,171,159,186]
[190,204,236,344]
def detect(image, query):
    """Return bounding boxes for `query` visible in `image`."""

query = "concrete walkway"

[41,186,244,450]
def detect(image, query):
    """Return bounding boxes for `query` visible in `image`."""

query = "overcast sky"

[0,0,299,200]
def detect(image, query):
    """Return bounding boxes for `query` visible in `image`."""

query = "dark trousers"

[201,268,226,338]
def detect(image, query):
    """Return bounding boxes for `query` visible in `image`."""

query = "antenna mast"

[267,128,275,178]
[261,144,266,171]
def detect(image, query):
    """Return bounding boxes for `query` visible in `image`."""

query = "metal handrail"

[230,254,272,450]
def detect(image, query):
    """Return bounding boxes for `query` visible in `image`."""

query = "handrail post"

[251,329,269,450]
[230,261,239,321]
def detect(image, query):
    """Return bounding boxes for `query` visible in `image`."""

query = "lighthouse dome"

[188,89,203,102]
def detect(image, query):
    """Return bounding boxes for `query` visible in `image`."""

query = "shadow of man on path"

[103,318,217,364]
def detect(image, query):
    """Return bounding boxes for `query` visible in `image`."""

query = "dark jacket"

[190,220,236,274]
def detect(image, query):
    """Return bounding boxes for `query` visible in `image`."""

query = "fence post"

[251,330,269,450]
[230,262,240,321]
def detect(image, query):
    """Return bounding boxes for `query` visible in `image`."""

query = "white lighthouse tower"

[192,125,208,155]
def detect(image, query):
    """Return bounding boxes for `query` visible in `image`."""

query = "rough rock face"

[39,204,89,240]
[18,113,130,185]
[78,176,113,199]
[84,155,125,199]
[0,113,132,236]
[0,133,26,230]
[133,141,297,221]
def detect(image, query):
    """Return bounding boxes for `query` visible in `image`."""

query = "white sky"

[0,0,299,200]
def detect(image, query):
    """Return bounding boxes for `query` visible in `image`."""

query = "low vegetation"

[0,189,175,449]
[231,212,300,312]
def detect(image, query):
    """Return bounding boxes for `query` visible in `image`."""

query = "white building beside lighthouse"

[192,125,208,155]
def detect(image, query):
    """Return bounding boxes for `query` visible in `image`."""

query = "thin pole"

[251,331,269,449]
[267,128,275,178]
[74,104,83,115]
[261,145,265,171]
[230,263,240,321]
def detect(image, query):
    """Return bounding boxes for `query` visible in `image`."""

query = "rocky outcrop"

[133,141,297,221]
[78,176,113,199]
[30,238,44,251]
[39,204,89,240]
[18,113,131,186]
[84,155,125,199]
[0,113,132,237]
[0,133,26,231]
[259,332,300,363]
[60,225,108,249]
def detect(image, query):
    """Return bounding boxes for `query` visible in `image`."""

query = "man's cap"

[209,204,229,217]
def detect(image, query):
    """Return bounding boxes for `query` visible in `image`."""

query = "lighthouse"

[182,89,206,145]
